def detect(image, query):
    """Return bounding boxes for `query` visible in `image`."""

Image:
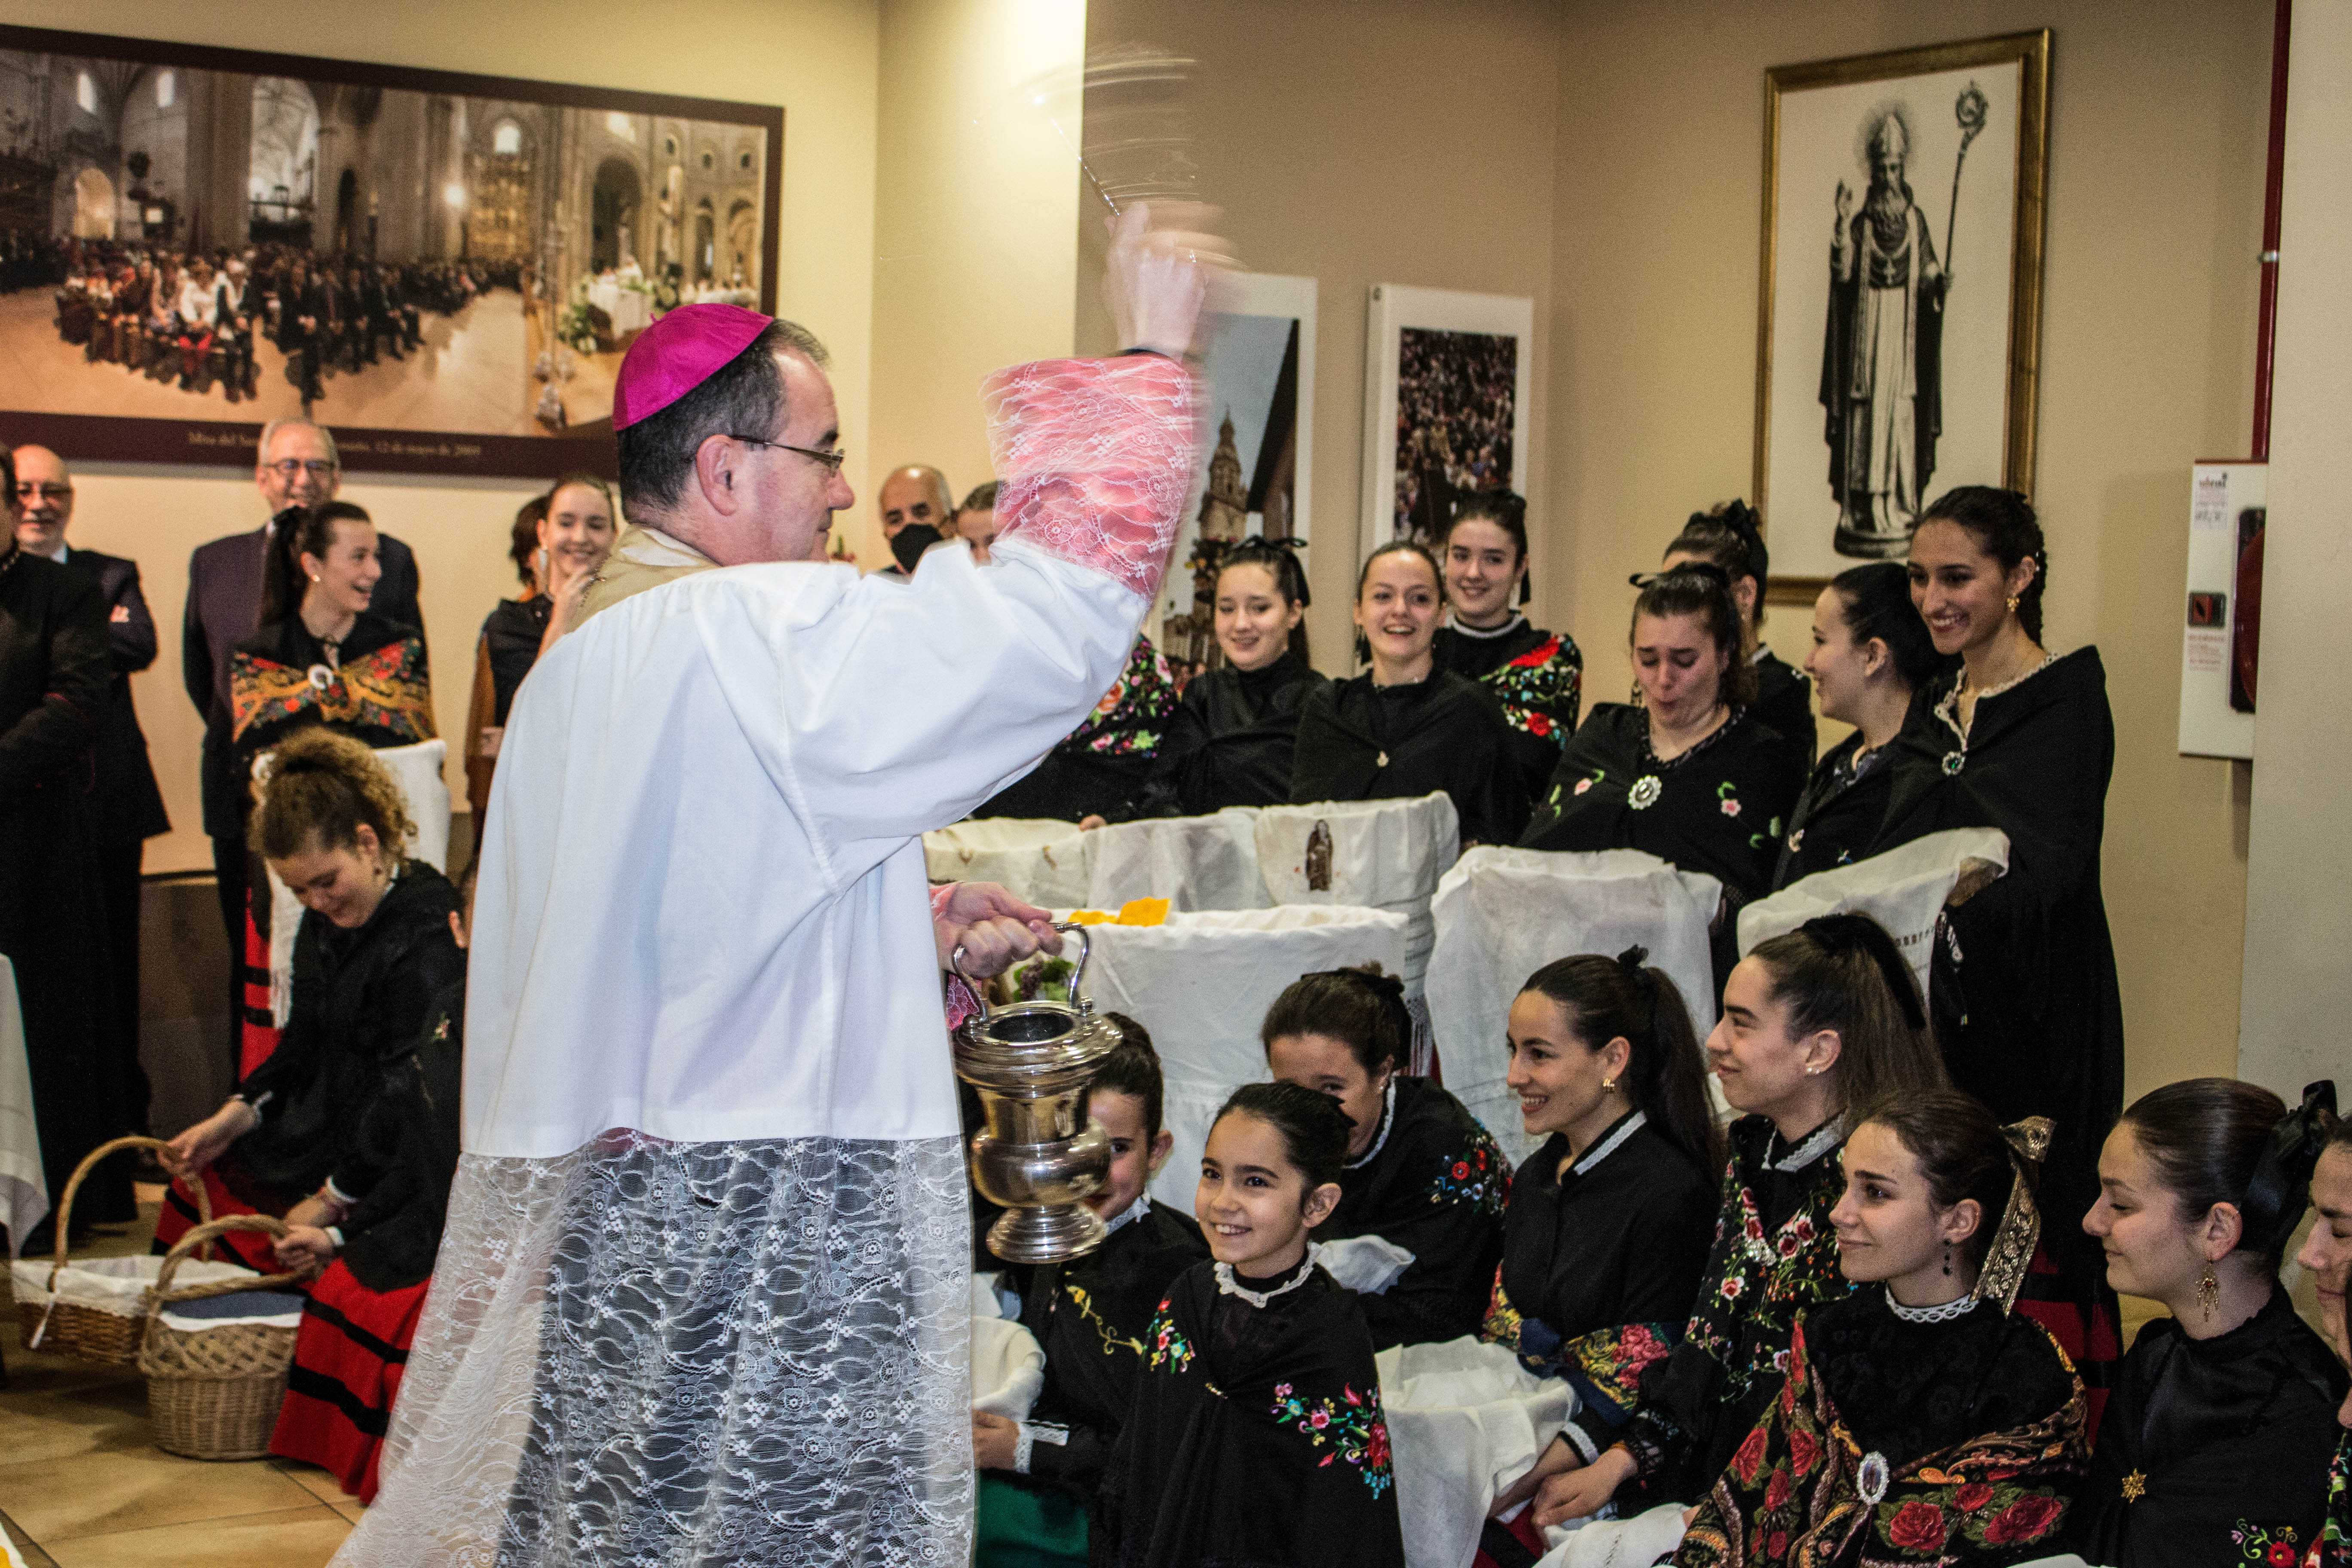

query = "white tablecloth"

[586,280,652,334]
[0,954,48,1257]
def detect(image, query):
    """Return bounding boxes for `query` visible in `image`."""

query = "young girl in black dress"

[1774,561,1940,888]
[1676,1089,2089,1566]
[1145,537,1327,814]
[1485,950,1724,1521]
[1658,501,1815,764]
[1113,1082,1406,1567]
[1263,965,1509,1348]
[1290,539,1528,845]
[2070,1079,2345,1566]
[1431,491,1584,808]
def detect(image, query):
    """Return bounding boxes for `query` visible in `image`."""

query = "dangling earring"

[1942,1243,1953,1278]
[2197,1265,2221,1323]
[1599,1076,1617,1094]
[2005,595,2020,613]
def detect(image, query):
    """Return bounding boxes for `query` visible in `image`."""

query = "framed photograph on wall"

[1158,271,1317,674]
[1753,30,2049,595]
[1360,283,1534,569]
[0,23,781,478]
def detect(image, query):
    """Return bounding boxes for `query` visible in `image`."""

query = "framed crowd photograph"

[1157,271,1317,673]
[0,23,781,479]
[1359,283,1534,569]
[1752,29,2049,595]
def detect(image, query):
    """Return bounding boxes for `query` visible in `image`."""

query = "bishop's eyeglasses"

[729,435,847,473]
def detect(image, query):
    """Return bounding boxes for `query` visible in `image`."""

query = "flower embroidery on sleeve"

[1269,1381,1394,1496]
[1424,1127,1511,1216]
[1145,1298,1194,1374]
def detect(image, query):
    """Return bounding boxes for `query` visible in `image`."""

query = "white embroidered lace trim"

[1344,1078,1400,1170]
[1886,1287,1980,1324]
[1213,1255,1317,1308]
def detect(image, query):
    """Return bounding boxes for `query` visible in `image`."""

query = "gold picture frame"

[1753,30,2050,599]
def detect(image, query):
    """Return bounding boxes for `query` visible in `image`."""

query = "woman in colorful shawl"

[1431,491,1583,808]
[1674,1091,2087,1568]
[1531,916,1947,1525]
[1109,1082,1404,1567]
[973,632,1181,825]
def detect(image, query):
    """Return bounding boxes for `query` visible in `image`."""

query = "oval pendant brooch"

[1857,1450,1891,1505]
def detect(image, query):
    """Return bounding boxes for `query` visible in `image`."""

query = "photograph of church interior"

[1,0,2347,1564]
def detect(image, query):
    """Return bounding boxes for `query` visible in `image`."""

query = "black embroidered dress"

[1290,668,1530,845]
[1143,651,1326,815]
[1432,615,1584,808]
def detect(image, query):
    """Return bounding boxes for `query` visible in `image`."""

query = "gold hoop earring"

[2197,1265,2221,1323]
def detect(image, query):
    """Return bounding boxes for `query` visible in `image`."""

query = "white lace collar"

[1885,1286,1980,1324]
[1571,1109,1648,1177]
[1101,1192,1153,1237]
[1769,1115,1848,1172]
[1214,1255,1317,1308]
[1343,1078,1400,1170]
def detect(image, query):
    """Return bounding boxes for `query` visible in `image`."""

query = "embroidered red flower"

[1509,636,1562,669]
[1721,798,1742,818]
[1573,776,1595,795]
[2269,1545,2298,1568]
[1955,1482,1995,1512]
[1311,1409,1329,1429]
[1980,1494,2063,1545]
[1765,1531,1788,1559]
[1732,1427,1769,1484]
[1454,1161,1470,1179]
[1367,1420,1390,1468]
[1886,1502,1948,1552]
[1786,1429,1821,1477]
[1719,1274,1745,1301]
[1764,1467,1792,1510]
[1526,712,1555,737]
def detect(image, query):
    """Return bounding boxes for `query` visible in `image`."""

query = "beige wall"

[2239,0,2352,1097]
[867,0,1083,567]
[0,0,883,873]
[1074,0,1566,666]
[1550,0,2271,1098]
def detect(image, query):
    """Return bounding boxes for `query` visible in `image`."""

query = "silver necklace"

[1214,1256,1315,1308]
[1885,1286,1979,1324]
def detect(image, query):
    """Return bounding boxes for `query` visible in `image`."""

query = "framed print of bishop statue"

[1752,30,2049,594]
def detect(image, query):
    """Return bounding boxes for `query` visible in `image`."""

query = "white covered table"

[586,279,652,334]
[1736,827,2010,1005]
[1069,906,1409,1209]
[1425,847,1721,1167]
[925,817,1094,908]
[1082,808,1269,912]
[0,954,45,1257]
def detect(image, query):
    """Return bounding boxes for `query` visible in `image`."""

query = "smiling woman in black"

[1290,539,1527,845]
[1145,537,1327,815]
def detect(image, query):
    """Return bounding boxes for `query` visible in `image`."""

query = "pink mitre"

[611,302,776,430]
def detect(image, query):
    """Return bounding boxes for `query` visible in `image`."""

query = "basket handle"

[46,1134,212,1292]
[143,1214,314,1326]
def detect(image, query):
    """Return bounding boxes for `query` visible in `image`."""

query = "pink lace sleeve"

[983,354,1199,600]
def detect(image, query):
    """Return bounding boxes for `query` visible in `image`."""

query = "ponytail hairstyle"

[1665,499,1767,632]
[510,491,551,589]
[1852,1088,2026,1269]
[1447,489,1532,606]
[1217,534,1312,663]
[1828,560,1941,689]
[259,500,374,629]
[1520,946,1722,1177]
[2121,1078,2337,1270]
[1214,1080,1354,1195]
[249,726,416,864]
[1261,964,1411,1083]
[1089,1011,1167,1142]
[1631,563,1757,707]
[1354,538,1444,668]
[1744,913,1946,1119]
[1918,486,2047,643]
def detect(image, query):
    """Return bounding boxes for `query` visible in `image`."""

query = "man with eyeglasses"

[340,202,1225,1568]
[181,418,423,1030]
[13,444,168,1141]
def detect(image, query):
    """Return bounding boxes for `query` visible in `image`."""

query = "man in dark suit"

[13,444,169,1136]
[182,418,423,1045]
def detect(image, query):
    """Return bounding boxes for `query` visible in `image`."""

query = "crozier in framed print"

[0,24,780,478]
[1754,30,2048,594]
[1360,283,1534,569]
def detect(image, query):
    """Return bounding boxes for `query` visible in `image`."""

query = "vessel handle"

[948,918,1093,1019]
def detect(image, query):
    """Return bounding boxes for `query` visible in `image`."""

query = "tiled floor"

[0,1190,357,1568]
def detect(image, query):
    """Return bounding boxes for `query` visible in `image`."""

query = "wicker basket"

[138,1214,311,1461]
[12,1136,213,1364]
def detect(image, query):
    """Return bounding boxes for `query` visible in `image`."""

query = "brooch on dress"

[1857,1451,1891,1504]
[306,664,334,692]
[1941,750,1966,775]
[1628,775,1663,810]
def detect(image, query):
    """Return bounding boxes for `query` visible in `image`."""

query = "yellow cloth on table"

[1062,898,1170,927]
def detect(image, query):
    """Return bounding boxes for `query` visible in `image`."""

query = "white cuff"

[323,1226,345,1251]
[1014,1421,1068,1476]
[1559,1420,1601,1467]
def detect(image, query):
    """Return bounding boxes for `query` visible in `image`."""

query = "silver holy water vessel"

[952,922,1118,1263]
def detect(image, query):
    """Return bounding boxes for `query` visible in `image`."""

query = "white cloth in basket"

[1312,1234,1415,1295]
[1427,848,1722,1168]
[971,1314,1047,1421]
[1083,808,1268,911]
[1535,1502,1691,1568]
[1376,1337,1574,1568]
[924,818,1093,907]
[1066,906,1409,1210]
[0,955,42,1256]
[1255,794,1461,992]
[262,738,452,1026]
[11,1253,262,1339]
[1736,827,2010,1006]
